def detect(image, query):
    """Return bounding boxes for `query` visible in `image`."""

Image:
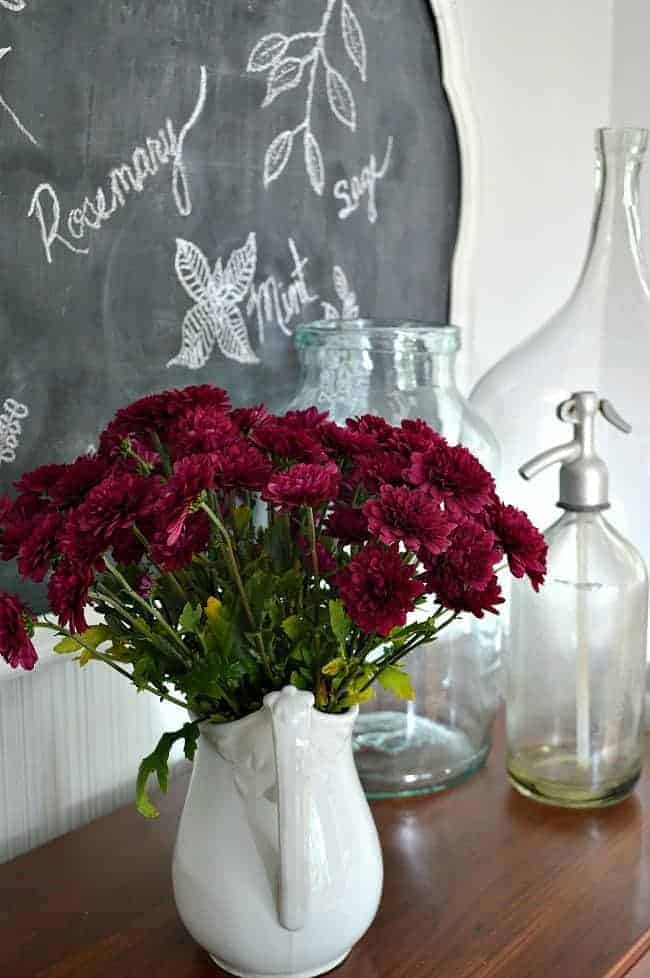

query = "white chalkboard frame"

[0,0,475,681]
[429,0,479,381]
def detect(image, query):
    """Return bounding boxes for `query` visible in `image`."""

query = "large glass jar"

[469,129,650,712]
[288,320,501,796]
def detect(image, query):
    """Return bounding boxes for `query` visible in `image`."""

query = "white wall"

[452,0,615,388]
[610,0,650,244]
[0,638,184,862]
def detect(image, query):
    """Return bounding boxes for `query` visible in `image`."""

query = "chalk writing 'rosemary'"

[28,65,207,264]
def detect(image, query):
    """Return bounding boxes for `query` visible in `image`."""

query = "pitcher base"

[209,949,351,978]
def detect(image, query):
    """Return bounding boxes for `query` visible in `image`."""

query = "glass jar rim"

[295,319,461,351]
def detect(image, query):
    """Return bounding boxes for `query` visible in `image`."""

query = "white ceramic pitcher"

[172,686,383,978]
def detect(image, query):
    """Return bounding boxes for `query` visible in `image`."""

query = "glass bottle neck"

[573,130,649,297]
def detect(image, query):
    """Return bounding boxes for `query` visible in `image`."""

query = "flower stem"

[199,501,272,678]
[36,621,189,711]
[307,507,319,582]
[199,502,255,631]
[103,556,189,660]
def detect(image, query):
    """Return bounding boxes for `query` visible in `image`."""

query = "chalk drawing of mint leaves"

[167,233,260,370]
[0,45,38,145]
[247,0,367,196]
[321,264,359,320]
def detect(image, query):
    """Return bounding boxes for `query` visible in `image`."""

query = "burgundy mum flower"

[0,593,37,670]
[14,463,65,499]
[346,414,395,445]
[406,443,495,519]
[230,404,272,435]
[166,405,238,460]
[434,575,504,618]
[134,574,154,599]
[282,407,329,430]
[212,440,273,492]
[73,473,152,544]
[489,500,547,591]
[364,485,454,556]
[326,505,369,543]
[391,418,446,455]
[264,462,340,509]
[424,520,501,614]
[349,449,407,493]
[150,512,211,572]
[17,511,63,582]
[317,421,377,458]
[48,454,110,508]
[48,561,94,633]
[99,386,231,455]
[152,454,217,545]
[252,423,327,464]
[336,544,425,636]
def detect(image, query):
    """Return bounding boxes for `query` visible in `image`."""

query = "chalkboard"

[0,0,459,607]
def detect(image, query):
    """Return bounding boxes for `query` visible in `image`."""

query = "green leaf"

[282,615,303,642]
[329,600,352,649]
[179,602,203,634]
[340,686,375,708]
[322,657,346,677]
[54,624,113,655]
[233,504,252,535]
[378,665,415,701]
[136,722,200,818]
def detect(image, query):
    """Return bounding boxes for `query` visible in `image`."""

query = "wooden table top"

[2,714,650,978]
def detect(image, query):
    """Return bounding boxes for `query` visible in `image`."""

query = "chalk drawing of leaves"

[341,1,367,82]
[321,301,339,320]
[321,266,359,320]
[263,58,307,107]
[248,0,367,195]
[247,33,289,73]
[264,129,295,187]
[0,1,26,10]
[168,234,260,370]
[326,65,356,131]
[333,265,359,318]
[304,131,325,196]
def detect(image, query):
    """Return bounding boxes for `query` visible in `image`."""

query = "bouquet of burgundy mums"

[0,385,546,814]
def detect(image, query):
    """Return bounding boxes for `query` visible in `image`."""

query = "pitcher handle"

[265,685,315,932]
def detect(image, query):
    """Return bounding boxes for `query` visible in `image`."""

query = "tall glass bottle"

[288,320,501,796]
[507,392,648,807]
[470,128,650,702]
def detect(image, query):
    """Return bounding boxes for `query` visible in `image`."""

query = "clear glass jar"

[507,510,648,808]
[288,319,502,796]
[469,128,650,716]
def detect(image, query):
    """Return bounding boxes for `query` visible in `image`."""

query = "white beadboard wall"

[0,654,184,862]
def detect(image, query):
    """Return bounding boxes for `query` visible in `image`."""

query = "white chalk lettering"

[247,237,319,342]
[334,136,393,224]
[0,46,38,145]
[28,66,207,263]
[0,397,29,466]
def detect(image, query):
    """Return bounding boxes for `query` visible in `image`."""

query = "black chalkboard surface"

[0,0,459,606]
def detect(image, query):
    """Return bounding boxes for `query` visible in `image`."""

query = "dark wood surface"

[2,715,650,978]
